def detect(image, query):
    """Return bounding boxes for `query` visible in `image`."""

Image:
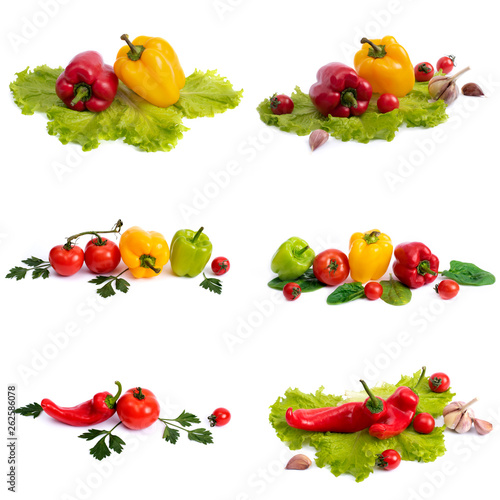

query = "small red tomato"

[436,55,456,74]
[414,62,434,82]
[270,94,294,115]
[283,282,301,301]
[49,245,84,276]
[84,238,121,274]
[376,449,401,471]
[208,408,231,427]
[413,413,435,434]
[313,249,350,286]
[116,387,161,430]
[211,257,230,276]
[364,282,383,300]
[377,93,400,113]
[435,280,459,300]
[428,372,450,393]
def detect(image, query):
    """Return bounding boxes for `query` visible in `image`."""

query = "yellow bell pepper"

[348,230,393,283]
[119,227,170,278]
[114,34,185,107]
[354,36,414,97]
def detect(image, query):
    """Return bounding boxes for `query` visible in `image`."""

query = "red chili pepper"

[309,63,372,118]
[55,51,119,112]
[40,381,122,426]
[286,380,386,432]
[392,242,439,289]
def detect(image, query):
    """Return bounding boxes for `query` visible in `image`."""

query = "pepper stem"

[140,256,161,274]
[413,366,427,392]
[120,34,146,61]
[297,245,309,256]
[360,37,381,53]
[360,379,384,414]
[417,260,437,277]
[191,227,204,243]
[340,88,358,108]
[363,231,381,245]
[360,37,387,58]
[105,381,123,409]
[71,85,90,106]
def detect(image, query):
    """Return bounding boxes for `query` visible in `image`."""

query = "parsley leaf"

[14,402,43,418]
[79,423,125,461]
[162,425,180,445]
[171,410,200,428]
[187,428,213,445]
[199,273,222,294]
[89,272,130,298]
[6,257,51,280]
[88,437,112,461]
[6,267,28,281]
[159,410,213,446]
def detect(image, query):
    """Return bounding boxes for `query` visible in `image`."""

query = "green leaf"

[326,282,365,305]
[441,260,496,286]
[172,410,200,427]
[88,436,111,461]
[95,282,116,298]
[187,428,214,445]
[267,269,326,293]
[380,276,412,306]
[162,424,180,444]
[108,434,126,454]
[22,257,46,267]
[14,402,43,418]
[78,429,108,441]
[88,276,111,285]
[115,278,130,294]
[175,69,243,118]
[32,267,50,279]
[200,273,222,294]
[6,267,28,280]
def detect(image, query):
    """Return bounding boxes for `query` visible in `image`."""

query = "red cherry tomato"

[428,372,450,393]
[49,245,84,276]
[376,449,401,471]
[364,282,383,300]
[413,413,435,434]
[313,249,349,286]
[208,407,231,427]
[116,387,161,430]
[270,94,294,115]
[211,257,230,276]
[435,280,459,300]
[283,282,301,301]
[414,62,434,82]
[377,93,400,113]
[84,238,121,274]
[436,55,455,75]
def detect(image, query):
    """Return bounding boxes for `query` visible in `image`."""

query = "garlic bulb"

[428,66,471,105]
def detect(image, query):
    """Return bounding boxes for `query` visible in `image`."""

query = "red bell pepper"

[393,242,439,289]
[55,51,119,112]
[309,63,372,118]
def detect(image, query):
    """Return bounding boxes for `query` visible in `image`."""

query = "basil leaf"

[441,261,496,286]
[380,276,412,306]
[327,283,365,305]
[267,269,326,293]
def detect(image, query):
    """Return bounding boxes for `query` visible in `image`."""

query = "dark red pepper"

[55,51,119,112]
[286,380,386,433]
[309,63,372,118]
[40,381,122,426]
[393,242,439,289]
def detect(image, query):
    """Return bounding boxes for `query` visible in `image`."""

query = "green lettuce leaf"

[10,65,242,152]
[258,82,448,144]
[269,371,454,482]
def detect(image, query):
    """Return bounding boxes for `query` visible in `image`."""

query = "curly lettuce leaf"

[258,82,448,143]
[269,371,453,482]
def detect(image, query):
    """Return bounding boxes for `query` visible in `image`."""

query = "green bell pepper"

[271,237,315,281]
[170,227,213,277]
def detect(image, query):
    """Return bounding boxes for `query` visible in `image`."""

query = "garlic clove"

[443,401,465,417]
[444,410,463,430]
[473,418,493,435]
[462,83,485,97]
[285,454,312,470]
[454,411,473,433]
[309,129,329,152]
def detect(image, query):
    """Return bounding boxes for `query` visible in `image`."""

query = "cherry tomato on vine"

[435,280,460,300]
[364,282,383,300]
[116,387,160,430]
[49,245,84,276]
[313,249,349,286]
[428,372,450,393]
[270,94,294,115]
[436,55,455,74]
[84,238,121,274]
[208,408,231,427]
[211,257,230,276]
[377,93,399,113]
[283,282,301,301]
[414,62,434,82]
[413,413,435,434]
[376,449,401,471]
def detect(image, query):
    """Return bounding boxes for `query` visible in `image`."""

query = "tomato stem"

[64,219,123,248]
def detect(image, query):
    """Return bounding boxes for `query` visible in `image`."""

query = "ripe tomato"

[435,280,459,300]
[270,94,294,115]
[211,257,230,276]
[49,245,84,276]
[208,407,231,427]
[377,93,399,113]
[413,413,435,434]
[116,387,160,430]
[364,282,383,300]
[313,249,349,286]
[436,55,455,74]
[414,62,434,82]
[376,449,401,471]
[428,372,450,393]
[283,282,301,301]
[84,238,121,274]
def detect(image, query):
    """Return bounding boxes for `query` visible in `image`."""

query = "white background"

[1,0,500,499]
